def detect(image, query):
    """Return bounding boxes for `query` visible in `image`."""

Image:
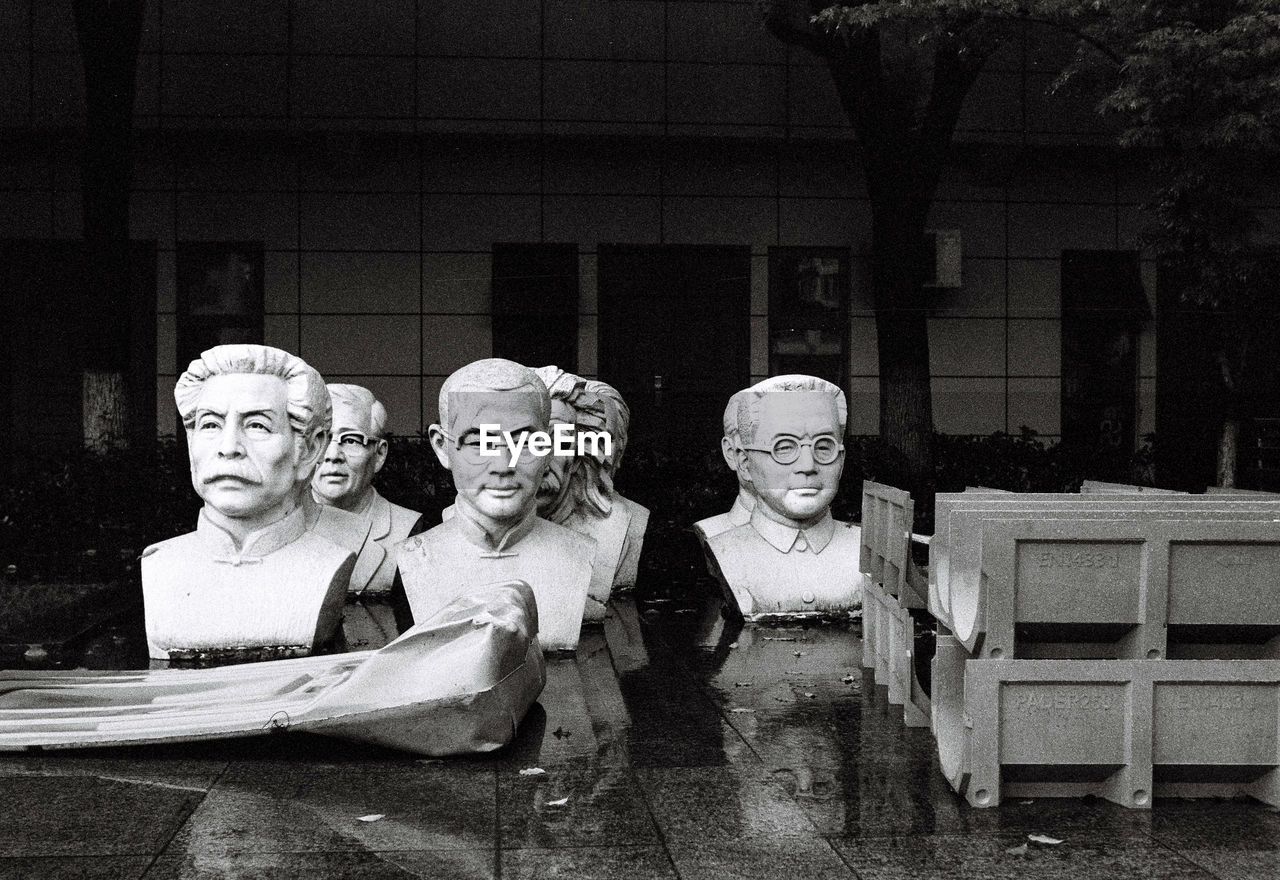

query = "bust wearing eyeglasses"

[395,359,595,651]
[140,345,355,662]
[309,385,425,602]
[705,376,863,617]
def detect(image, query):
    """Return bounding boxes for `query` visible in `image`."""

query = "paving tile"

[0,775,201,857]
[166,766,494,855]
[637,765,819,843]
[144,850,495,879]
[1150,800,1280,880]
[502,845,675,880]
[829,833,1218,880]
[0,753,225,792]
[0,856,151,880]
[499,758,658,848]
[665,838,854,880]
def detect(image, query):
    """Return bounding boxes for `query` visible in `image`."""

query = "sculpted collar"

[196,505,307,565]
[748,505,835,555]
[728,492,755,527]
[454,498,537,558]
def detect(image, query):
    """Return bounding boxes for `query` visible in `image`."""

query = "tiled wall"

[0,1,1156,442]
[0,133,1157,441]
[2,0,1112,143]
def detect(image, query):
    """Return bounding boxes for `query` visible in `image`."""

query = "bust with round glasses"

[310,384,424,602]
[395,358,595,651]
[704,375,863,617]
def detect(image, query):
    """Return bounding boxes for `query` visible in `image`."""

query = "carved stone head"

[737,375,847,527]
[533,366,614,524]
[312,384,390,512]
[175,344,330,534]
[429,358,552,528]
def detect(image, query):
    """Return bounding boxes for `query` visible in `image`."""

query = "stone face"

[144,344,349,661]
[402,359,596,649]
[534,369,647,605]
[702,379,861,617]
[309,385,426,598]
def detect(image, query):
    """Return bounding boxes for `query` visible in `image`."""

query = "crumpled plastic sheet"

[0,580,546,756]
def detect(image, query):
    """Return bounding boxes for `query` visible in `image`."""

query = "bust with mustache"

[704,376,863,617]
[140,344,355,663]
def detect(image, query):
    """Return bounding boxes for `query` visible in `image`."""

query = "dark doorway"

[1060,250,1149,476]
[1,240,156,455]
[597,244,751,452]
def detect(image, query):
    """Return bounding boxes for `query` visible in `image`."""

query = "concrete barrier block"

[954,658,1280,809]
[951,517,1280,660]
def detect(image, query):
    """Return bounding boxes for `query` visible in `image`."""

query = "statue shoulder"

[141,531,201,560]
[533,517,596,556]
[295,528,359,566]
[386,500,426,539]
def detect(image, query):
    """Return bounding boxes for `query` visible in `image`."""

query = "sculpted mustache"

[202,468,262,485]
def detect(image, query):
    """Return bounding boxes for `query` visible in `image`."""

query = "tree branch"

[1013,13,1125,68]
[757,0,830,58]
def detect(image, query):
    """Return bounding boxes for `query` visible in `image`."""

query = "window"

[175,242,265,373]
[768,247,850,394]
[491,243,578,371]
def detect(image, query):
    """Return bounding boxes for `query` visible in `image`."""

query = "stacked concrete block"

[858,481,931,728]
[926,489,1280,808]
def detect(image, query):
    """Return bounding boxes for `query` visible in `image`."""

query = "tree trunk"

[82,370,129,453]
[1215,418,1239,488]
[870,202,936,491]
[73,0,145,450]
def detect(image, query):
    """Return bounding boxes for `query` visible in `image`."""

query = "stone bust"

[583,378,649,591]
[704,375,863,617]
[529,367,640,617]
[310,384,424,596]
[141,345,355,661]
[396,358,595,652]
[694,388,757,542]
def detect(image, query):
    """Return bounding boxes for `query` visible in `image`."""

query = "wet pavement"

[1,597,1278,879]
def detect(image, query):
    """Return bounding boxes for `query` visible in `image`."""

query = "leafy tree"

[1091,1,1280,485]
[761,1,1280,488]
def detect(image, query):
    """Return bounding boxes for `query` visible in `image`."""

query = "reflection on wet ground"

[1,596,1277,879]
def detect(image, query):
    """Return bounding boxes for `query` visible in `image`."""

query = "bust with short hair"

[704,375,863,617]
[141,345,355,662]
[396,358,594,651]
[311,384,424,595]
[694,388,758,542]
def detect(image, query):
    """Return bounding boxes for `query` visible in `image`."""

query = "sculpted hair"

[535,366,614,519]
[584,379,629,472]
[175,344,331,438]
[437,358,551,429]
[722,389,750,438]
[737,374,848,445]
[327,383,388,438]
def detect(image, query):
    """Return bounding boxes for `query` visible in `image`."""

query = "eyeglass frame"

[438,428,541,465]
[740,434,844,466]
[329,431,384,455]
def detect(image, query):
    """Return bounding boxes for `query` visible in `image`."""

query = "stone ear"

[297,428,328,478]
[720,435,739,473]
[427,425,452,470]
[372,438,390,474]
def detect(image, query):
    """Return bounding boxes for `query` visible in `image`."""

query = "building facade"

[2,1,1175,462]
